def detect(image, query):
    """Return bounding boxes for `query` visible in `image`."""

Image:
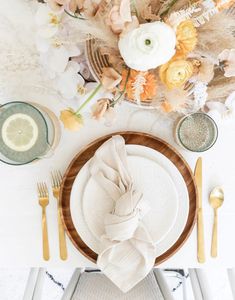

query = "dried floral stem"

[131,0,139,18]
[111,68,131,106]
[75,83,102,115]
[64,10,86,20]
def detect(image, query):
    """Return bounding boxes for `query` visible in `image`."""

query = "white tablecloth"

[1,0,235,268]
[1,93,235,267]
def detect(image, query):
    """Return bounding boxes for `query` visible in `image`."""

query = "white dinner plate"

[70,144,189,256]
[82,154,179,244]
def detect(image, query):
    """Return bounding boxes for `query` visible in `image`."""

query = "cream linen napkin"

[89,135,157,293]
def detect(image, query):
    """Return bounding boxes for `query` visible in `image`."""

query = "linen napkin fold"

[89,135,157,292]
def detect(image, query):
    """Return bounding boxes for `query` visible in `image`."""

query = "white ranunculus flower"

[118,21,176,71]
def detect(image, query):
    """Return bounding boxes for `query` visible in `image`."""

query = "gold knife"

[194,157,205,263]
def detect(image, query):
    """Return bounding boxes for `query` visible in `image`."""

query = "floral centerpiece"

[35,0,235,130]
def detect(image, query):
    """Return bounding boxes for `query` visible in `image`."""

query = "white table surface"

[1,92,235,268]
[1,0,235,269]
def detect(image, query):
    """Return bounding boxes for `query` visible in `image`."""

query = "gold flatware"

[194,157,205,263]
[51,170,67,260]
[37,182,50,261]
[209,187,224,258]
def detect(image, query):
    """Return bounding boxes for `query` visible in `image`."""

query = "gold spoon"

[209,187,224,258]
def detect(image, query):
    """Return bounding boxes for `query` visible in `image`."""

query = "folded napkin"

[89,135,156,292]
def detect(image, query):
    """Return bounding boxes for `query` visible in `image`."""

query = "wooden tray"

[60,132,198,265]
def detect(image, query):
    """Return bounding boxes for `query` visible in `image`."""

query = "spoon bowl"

[209,187,224,209]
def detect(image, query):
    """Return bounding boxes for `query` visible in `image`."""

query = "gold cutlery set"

[194,158,224,263]
[37,160,223,263]
[37,171,67,261]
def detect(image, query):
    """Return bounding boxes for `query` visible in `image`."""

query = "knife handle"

[197,208,205,263]
[57,200,68,260]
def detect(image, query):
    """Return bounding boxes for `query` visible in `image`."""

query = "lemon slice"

[1,113,39,152]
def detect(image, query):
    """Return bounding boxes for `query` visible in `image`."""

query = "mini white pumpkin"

[118,21,176,71]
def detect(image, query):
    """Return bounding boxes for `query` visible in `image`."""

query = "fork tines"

[51,170,63,188]
[37,182,49,197]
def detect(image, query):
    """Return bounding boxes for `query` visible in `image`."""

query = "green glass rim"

[0,101,50,166]
[176,112,219,153]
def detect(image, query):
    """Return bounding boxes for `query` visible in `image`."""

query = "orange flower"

[176,20,197,55]
[120,69,157,101]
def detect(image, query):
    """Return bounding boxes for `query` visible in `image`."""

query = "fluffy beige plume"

[160,0,195,17]
[68,18,118,48]
[196,9,235,60]
[208,73,235,102]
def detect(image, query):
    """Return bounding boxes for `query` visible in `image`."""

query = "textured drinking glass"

[175,113,218,152]
[0,102,52,165]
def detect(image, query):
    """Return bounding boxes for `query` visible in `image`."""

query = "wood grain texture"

[60,132,198,265]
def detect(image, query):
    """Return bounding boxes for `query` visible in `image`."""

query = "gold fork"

[37,182,50,261]
[51,170,67,260]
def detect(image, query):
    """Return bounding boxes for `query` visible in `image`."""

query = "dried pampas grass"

[66,2,118,49]
[163,88,190,112]
[68,0,235,109]
[208,72,235,102]
[196,8,235,61]
[160,0,195,17]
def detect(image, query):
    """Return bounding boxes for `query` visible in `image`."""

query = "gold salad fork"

[51,170,67,260]
[37,182,50,261]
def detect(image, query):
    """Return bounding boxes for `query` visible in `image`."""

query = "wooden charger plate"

[60,132,198,265]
